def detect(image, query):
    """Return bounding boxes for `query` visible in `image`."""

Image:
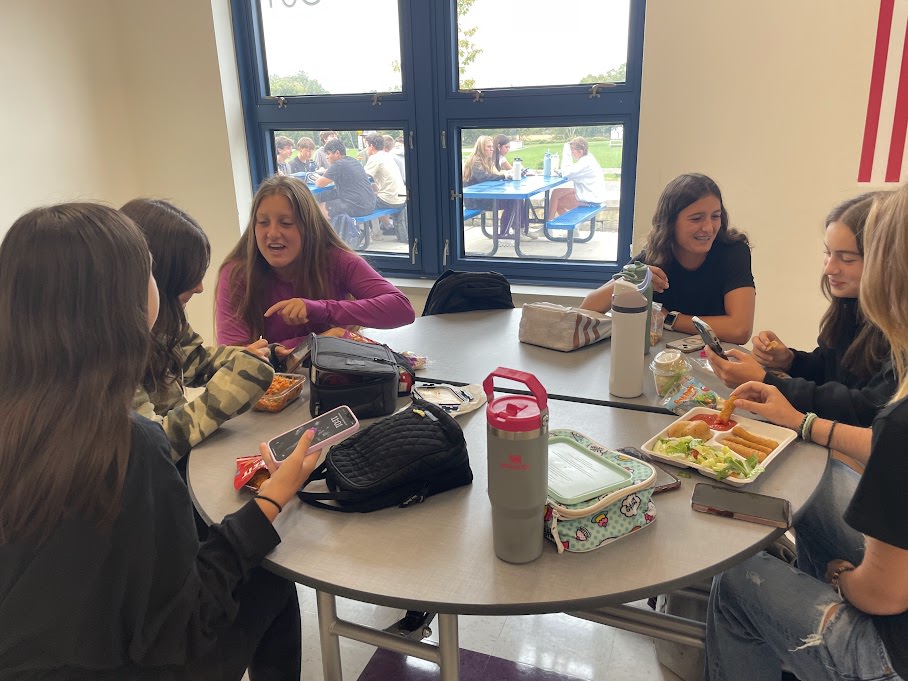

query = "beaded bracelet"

[255,494,283,513]
[830,564,855,598]
[799,412,818,441]
[825,420,839,449]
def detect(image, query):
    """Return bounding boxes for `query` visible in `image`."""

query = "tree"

[269,70,328,96]
[580,63,627,84]
[457,0,482,90]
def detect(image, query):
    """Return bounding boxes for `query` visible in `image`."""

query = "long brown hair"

[641,173,749,269]
[463,135,496,183]
[817,192,889,380]
[121,198,210,394]
[0,204,151,544]
[217,175,351,342]
[861,185,908,401]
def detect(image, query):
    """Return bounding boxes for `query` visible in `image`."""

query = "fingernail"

[306,428,316,437]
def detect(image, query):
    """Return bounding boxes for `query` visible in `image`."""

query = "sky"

[260,0,630,93]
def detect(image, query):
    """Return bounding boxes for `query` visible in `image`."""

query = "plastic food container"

[649,349,691,397]
[254,373,305,412]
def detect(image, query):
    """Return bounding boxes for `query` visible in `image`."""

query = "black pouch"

[309,335,410,418]
[297,400,472,513]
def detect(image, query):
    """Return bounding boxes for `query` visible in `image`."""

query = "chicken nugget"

[667,419,712,440]
[717,395,736,424]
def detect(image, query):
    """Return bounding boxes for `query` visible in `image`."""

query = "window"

[232,0,645,287]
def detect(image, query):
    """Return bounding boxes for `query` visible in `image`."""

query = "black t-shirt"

[643,239,754,316]
[324,156,376,217]
[844,396,908,676]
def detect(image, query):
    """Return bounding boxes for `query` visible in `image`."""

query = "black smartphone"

[691,316,729,360]
[691,483,792,528]
[616,447,681,494]
[665,335,706,353]
[267,405,359,465]
[283,338,311,374]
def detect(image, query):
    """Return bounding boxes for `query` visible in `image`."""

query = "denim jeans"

[706,461,902,681]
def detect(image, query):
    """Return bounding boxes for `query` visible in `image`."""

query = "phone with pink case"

[267,405,359,465]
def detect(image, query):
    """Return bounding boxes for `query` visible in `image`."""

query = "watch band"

[664,311,679,331]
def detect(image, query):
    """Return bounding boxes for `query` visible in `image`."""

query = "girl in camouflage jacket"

[123,199,276,461]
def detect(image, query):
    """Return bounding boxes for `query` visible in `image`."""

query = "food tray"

[640,406,796,486]
[254,373,306,412]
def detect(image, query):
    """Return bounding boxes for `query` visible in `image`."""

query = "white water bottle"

[543,150,552,177]
[511,157,522,181]
[609,280,647,398]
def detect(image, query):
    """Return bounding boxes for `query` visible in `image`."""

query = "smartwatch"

[664,310,679,331]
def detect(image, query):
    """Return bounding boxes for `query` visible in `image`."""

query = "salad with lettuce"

[653,436,762,480]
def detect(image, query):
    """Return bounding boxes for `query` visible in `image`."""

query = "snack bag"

[659,375,720,415]
[234,455,270,492]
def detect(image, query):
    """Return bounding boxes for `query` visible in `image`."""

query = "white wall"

[0,0,898,348]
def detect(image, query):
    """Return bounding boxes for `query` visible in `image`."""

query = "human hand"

[244,338,271,362]
[730,381,803,431]
[265,298,309,325]
[649,266,669,294]
[255,429,322,521]
[751,332,794,370]
[706,347,766,389]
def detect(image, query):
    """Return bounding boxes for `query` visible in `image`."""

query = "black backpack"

[422,270,514,316]
[297,400,472,512]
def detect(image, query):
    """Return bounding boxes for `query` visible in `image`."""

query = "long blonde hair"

[217,175,352,342]
[463,135,496,183]
[860,184,908,401]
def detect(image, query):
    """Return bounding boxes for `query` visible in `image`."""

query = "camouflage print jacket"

[133,324,275,461]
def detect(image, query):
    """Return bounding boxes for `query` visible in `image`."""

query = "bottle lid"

[487,394,544,431]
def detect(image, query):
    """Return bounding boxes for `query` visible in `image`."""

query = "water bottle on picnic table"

[484,367,549,563]
[543,150,552,177]
[511,157,522,181]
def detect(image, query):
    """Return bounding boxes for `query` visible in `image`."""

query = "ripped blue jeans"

[706,461,901,680]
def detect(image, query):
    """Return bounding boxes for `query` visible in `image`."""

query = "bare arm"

[579,266,669,313]
[833,538,908,615]
[669,286,755,344]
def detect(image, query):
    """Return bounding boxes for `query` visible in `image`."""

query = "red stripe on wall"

[886,14,908,181]
[859,0,895,183]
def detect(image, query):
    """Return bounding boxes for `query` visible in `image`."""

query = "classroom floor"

[293,586,687,681]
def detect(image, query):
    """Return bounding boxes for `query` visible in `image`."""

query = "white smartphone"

[691,316,729,360]
[665,335,706,353]
[691,483,791,528]
[267,405,359,465]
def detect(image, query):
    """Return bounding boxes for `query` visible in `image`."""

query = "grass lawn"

[509,140,622,172]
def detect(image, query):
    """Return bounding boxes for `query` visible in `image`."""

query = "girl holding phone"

[706,187,908,681]
[0,203,321,678]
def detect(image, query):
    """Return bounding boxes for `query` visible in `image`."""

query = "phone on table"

[691,316,729,360]
[691,483,791,528]
[665,335,706,353]
[267,405,359,465]
[615,447,681,494]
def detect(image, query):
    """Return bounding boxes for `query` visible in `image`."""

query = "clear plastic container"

[254,373,306,412]
[649,349,691,397]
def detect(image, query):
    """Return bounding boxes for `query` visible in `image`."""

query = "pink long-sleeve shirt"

[216,248,415,348]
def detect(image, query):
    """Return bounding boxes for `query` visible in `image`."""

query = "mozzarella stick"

[724,440,769,462]
[724,435,772,455]
[731,426,779,450]
[717,395,736,424]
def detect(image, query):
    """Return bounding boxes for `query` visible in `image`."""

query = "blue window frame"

[230,0,645,287]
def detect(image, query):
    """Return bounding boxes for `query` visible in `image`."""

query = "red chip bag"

[234,455,270,491]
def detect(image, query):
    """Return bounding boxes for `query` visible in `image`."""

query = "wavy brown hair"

[641,173,749,269]
[861,187,908,400]
[217,175,352,342]
[0,204,151,544]
[463,135,496,183]
[121,198,210,394]
[817,192,889,380]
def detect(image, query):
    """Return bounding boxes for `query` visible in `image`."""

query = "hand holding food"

[751,332,794,370]
[717,395,736,424]
[649,265,670,294]
[730,381,803,431]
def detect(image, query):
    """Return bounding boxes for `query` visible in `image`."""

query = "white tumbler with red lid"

[483,367,549,563]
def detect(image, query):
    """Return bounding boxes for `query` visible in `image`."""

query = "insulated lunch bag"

[297,400,473,512]
[308,335,413,419]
